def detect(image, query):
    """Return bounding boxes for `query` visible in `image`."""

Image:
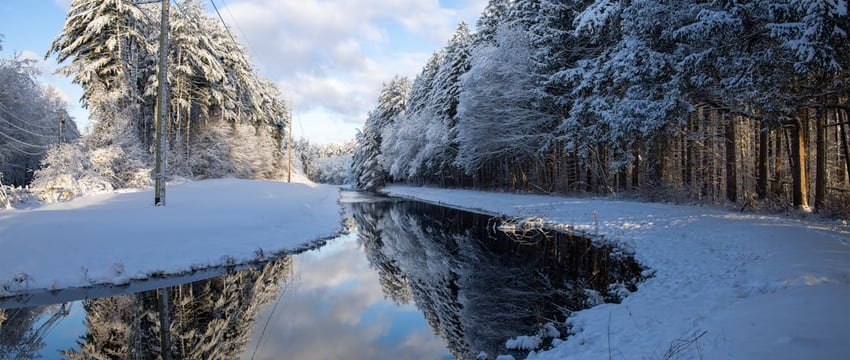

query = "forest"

[2,0,300,201]
[0,38,80,186]
[351,0,850,217]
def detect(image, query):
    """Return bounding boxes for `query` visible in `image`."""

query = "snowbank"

[383,185,850,360]
[0,179,343,300]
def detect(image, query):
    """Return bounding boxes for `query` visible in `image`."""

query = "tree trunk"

[840,109,850,185]
[815,107,827,212]
[790,118,809,210]
[631,144,641,189]
[725,114,738,203]
[757,125,769,199]
[773,129,785,196]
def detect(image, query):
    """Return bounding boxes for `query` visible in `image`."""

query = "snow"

[0,179,342,300]
[383,185,850,360]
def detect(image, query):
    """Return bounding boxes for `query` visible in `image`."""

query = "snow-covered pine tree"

[456,24,555,188]
[351,116,384,191]
[381,52,443,181]
[417,22,472,183]
[352,76,411,190]
[48,0,153,147]
[46,0,293,188]
[474,0,514,45]
[0,52,80,186]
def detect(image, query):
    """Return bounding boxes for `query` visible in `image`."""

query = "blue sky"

[0,0,485,144]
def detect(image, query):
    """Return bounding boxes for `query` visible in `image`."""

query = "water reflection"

[348,194,644,359]
[243,233,451,360]
[66,258,292,359]
[0,303,69,359]
[0,258,293,359]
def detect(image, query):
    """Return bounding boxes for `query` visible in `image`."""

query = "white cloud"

[220,0,485,144]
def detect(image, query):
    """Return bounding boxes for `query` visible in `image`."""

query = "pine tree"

[474,0,514,45]
[351,117,384,191]
[353,77,411,190]
[420,22,472,181]
[48,0,153,145]
[382,52,442,181]
[456,25,554,179]
[0,53,79,186]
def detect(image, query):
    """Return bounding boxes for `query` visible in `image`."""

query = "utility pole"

[287,105,293,183]
[154,0,169,206]
[58,113,64,146]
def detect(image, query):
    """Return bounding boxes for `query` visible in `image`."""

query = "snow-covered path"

[0,179,343,299]
[384,185,850,360]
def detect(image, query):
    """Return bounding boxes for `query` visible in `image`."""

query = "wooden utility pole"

[154,0,169,206]
[287,105,293,182]
[157,288,172,360]
[58,113,64,146]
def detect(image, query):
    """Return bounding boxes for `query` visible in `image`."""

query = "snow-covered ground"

[384,185,850,360]
[3,180,848,359]
[0,179,343,300]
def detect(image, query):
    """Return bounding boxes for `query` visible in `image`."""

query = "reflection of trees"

[348,197,644,360]
[355,201,413,305]
[61,257,293,359]
[0,303,69,359]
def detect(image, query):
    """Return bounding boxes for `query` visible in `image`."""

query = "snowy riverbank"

[384,185,850,360]
[0,179,343,300]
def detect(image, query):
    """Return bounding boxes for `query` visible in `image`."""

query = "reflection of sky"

[17,302,84,359]
[242,232,451,360]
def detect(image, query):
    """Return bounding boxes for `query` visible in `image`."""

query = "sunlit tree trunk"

[815,106,827,211]
[725,113,737,203]
[840,109,850,186]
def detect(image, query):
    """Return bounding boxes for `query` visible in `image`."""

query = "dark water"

[0,192,644,359]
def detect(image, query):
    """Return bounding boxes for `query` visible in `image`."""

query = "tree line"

[0,37,81,187]
[352,0,850,216]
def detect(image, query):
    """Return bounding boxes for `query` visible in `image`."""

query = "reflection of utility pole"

[157,288,172,360]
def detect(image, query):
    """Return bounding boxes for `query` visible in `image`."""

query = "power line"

[0,102,58,131]
[1,140,48,156]
[0,128,49,149]
[208,0,273,77]
[209,0,239,49]
[0,114,54,139]
[217,0,269,71]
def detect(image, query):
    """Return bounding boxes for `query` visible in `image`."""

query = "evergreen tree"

[44,0,293,191]
[351,116,384,191]
[47,0,153,146]
[417,22,472,181]
[474,0,514,45]
[382,52,443,181]
[353,77,411,190]
[0,52,79,186]
[456,25,554,177]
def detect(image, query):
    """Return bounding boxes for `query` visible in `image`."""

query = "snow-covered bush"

[186,122,236,179]
[30,143,113,201]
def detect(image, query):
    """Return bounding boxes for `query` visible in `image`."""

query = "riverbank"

[383,185,850,359]
[0,179,343,301]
